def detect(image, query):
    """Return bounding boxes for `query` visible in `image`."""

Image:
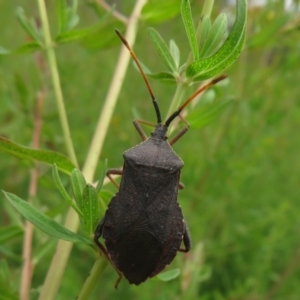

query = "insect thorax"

[123,137,184,172]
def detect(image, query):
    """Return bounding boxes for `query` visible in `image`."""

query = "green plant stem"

[38,1,147,299]
[82,0,148,182]
[165,82,185,122]
[77,258,108,300]
[37,0,78,167]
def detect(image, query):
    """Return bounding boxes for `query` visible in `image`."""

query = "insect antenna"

[115,29,162,124]
[165,75,227,127]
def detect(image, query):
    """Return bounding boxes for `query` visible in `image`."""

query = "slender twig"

[96,0,128,24]
[37,0,78,167]
[38,1,147,299]
[20,90,45,300]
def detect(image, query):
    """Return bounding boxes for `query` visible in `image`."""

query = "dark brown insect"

[94,29,226,288]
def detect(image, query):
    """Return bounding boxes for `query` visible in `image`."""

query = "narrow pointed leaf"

[186,0,247,80]
[66,0,80,31]
[13,42,42,54]
[136,60,177,84]
[141,0,181,24]
[71,169,86,210]
[181,0,198,61]
[66,13,80,31]
[96,159,107,193]
[0,137,75,175]
[82,185,101,235]
[0,226,23,244]
[55,27,98,44]
[199,13,227,57]
[52,164,83,216]
[3,192,93,245]
[169,39,180,69]
[147,72,177,84]
[198,16,211,53]
[0,42,42,55]
[148,28,178,73]
[16,7,42,43]
[193,31,246,81]
[156,268,180,281]
[55,8,111,44]
[56,0,68,34]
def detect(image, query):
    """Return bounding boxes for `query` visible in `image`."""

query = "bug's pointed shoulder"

[123,137,184,171]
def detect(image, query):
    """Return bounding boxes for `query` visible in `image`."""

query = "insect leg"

[179,182,185,190]
[133,119,156,141]
[106,168,123,189]
[169,114,190,146]
[94,219,109,257]
[179,220,192,252]
[94,220,123,288]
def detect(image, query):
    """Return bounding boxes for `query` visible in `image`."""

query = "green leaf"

[56,0,79,33]
[65,0,79,31]
[142,0,181,24]
[156,268,180,281]
[0,42,42,55]
[52,164,83,217]
[96,159,107,193]
[56,0,68,34]
[55,7,111,44]
[0,137,76,175]
[13,42,42,54]
[147,72,177,84]
[169,39,180,70]
[186,0,247,81]
[82,185,101,235]
[0,226,23,244]
[148,28,178,73]
[199,13,228,58]
[181,0,198,61]
[55,27,97,44]
[187,99,232,129]
[3,192,93,245]
[135,56,178,84]
[71,168,86,210]
[16,7,42,43]
[198,16,211,52]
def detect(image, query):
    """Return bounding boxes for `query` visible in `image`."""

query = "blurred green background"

[1,0,300,299]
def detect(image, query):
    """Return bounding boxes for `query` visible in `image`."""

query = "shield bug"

[94,29,226,288]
